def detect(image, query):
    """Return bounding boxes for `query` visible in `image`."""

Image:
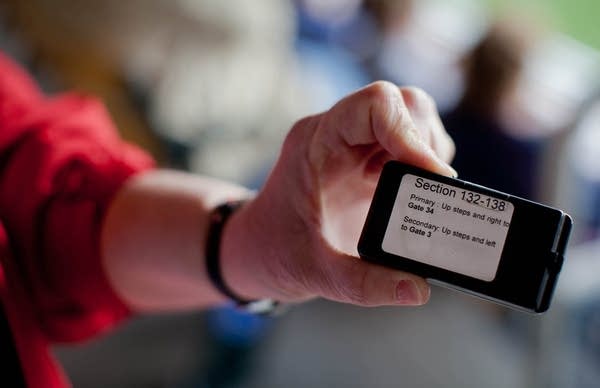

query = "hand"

[222,81,456,307]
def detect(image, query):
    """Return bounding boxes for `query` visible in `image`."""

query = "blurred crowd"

[1,0,599,387]
[3,0,599,231]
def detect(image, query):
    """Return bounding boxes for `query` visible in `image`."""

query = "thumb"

[309,247,431,307]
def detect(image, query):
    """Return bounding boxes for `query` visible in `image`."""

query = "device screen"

[382,174,515,281]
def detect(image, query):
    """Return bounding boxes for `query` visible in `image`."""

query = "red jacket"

[0,52,154,387]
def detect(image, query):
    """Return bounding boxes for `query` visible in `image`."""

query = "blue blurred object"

[183,307,274,388]
[205,304,272,347]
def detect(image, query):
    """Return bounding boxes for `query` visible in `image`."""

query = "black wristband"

[206,200,283,315]
[205,200,254,305]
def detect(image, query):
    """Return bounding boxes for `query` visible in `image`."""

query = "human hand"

[222,82,456,307]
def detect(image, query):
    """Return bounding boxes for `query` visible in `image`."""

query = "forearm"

[101,82,454,313]
[101,169,254,312]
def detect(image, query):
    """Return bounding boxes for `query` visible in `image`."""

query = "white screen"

[382,174,515,281]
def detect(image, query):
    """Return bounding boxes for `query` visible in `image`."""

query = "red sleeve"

[0,52,155,342]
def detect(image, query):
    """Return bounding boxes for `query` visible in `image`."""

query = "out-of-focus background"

[2,0,599,387]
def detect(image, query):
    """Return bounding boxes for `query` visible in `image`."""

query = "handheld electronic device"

[358,161,573,313]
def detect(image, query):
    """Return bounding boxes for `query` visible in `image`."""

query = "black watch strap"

[205,200,282,315]
[205,200,253,305]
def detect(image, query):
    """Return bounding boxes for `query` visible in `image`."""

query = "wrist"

[204,200,250,303]
[218,198,272,301]
[220,189,320,304]
[218,202,287,315]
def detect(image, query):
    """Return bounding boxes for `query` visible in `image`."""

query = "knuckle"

[288,114,318,139]
[401,86,437,112]
[342,261,372,305]
[364,83,410,139]
[321,258,370,305]
[362,80,401,103]
[352,265,371,304]
[283,114,319,151]
[334,270,367,305]
[292,114,318,130]
[340,282,369,305]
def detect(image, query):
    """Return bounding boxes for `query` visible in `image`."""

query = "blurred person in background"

[371,0,488,114]
[0,48,455,388]
[442,17,543,200]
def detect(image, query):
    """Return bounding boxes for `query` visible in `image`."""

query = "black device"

[358,161,573,313]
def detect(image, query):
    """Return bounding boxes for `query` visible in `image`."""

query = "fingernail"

[408,128,457,179]
[448,165,458,178]
[424,146,458,178]
[396,280,422,305]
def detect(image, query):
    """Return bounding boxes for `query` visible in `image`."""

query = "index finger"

[313,81,457,177]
